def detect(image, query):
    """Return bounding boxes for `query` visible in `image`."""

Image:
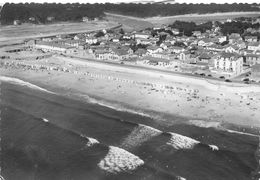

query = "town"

[3,16,260,84]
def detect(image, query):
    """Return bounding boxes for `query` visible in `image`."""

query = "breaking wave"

[166,132,200,150]
[188,120,258,137]
[78,94,159,119]
[226,129,259,137]
[120,123,162,149]
[98,146,144,174]
[0,76,55,94]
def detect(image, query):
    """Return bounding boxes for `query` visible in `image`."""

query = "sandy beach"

[1,55,260,129]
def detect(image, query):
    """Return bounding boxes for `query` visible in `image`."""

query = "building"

[225,45,240,53]
[244,36,258,43]
[34,41,72,53]
[171,28,180,35]
[82,16,91,22]
[244,54,260,66]
[142,56,179,68]
[211,52,243,77]
[247,42,260,51]
[47,16,55,22]
[198,38,214,47]
[228,33,242,43]
[133,32,150,39]
[146,46,163,54]
[13,20,21,25]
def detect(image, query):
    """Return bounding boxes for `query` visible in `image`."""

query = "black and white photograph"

[1,0,260,179]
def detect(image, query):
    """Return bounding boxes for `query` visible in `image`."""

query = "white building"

[211,52,243,77]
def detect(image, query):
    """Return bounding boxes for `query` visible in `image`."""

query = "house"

[74,34,85,40]
[134,48,147,57]
[234,40,247,49]
[171,28,180,35]
[164,36,176,44]
[169,46,185,54]
[47,16,55,22]
[160,42,172,50]
[146,46,163,54]
[86,37,98,45]
[134,32,150,39]
[198,52,212,63]
[217,36,227,43]
[211,52,243,77]
[197,38,214,47]
[244,54,260,66]
[136,38,154,45]
[82,17,91,22]
[225,45,240,53]
[64,39,81,48]
[228,33,242,43]
[150,52,174,60]
[192,31,202,37]
[34,41,72,53]
[244,36,258,43]
[142,56,179,68]
[29,17,36,22]
[206,44,225,52]
[13,20,21,25]
[122,34,132,40]
[247,42,260,51]
[179,51,196,63]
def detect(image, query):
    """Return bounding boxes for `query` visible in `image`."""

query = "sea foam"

[188,120,221,128]
[121,124,162,149]
[42,118,49,123]
[209,145,219,151]
[98,146,144,174]
[79,134,100,147]
[86,137,100,147]
[166,132,199,150]
[0,76,55,94]
[79,94,158,119]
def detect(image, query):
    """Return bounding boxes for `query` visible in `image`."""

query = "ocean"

[0,77,259,180]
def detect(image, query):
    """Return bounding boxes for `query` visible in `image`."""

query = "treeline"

[168,21,213,36]
[0,3,105,24]
[1,3,260,25]
[220,21,260,35]
[104,3,260,17]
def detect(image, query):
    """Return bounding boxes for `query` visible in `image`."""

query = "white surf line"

[0,76,55,94]
[120,124,162,149]
[98,146,144,174]
[225,129,259,137]
[78,94,156,119]
[188,120,259,137]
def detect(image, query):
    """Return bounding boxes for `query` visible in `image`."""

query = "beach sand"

[1,55,260,128]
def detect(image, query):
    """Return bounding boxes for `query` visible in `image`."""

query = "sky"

[0,0,259,5]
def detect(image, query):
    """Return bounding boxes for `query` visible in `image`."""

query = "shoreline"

[1,56,260,129]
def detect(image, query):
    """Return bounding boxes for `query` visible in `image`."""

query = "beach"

[1,55,260,129]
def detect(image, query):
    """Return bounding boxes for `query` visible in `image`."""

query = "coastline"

[1,56,260,129]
